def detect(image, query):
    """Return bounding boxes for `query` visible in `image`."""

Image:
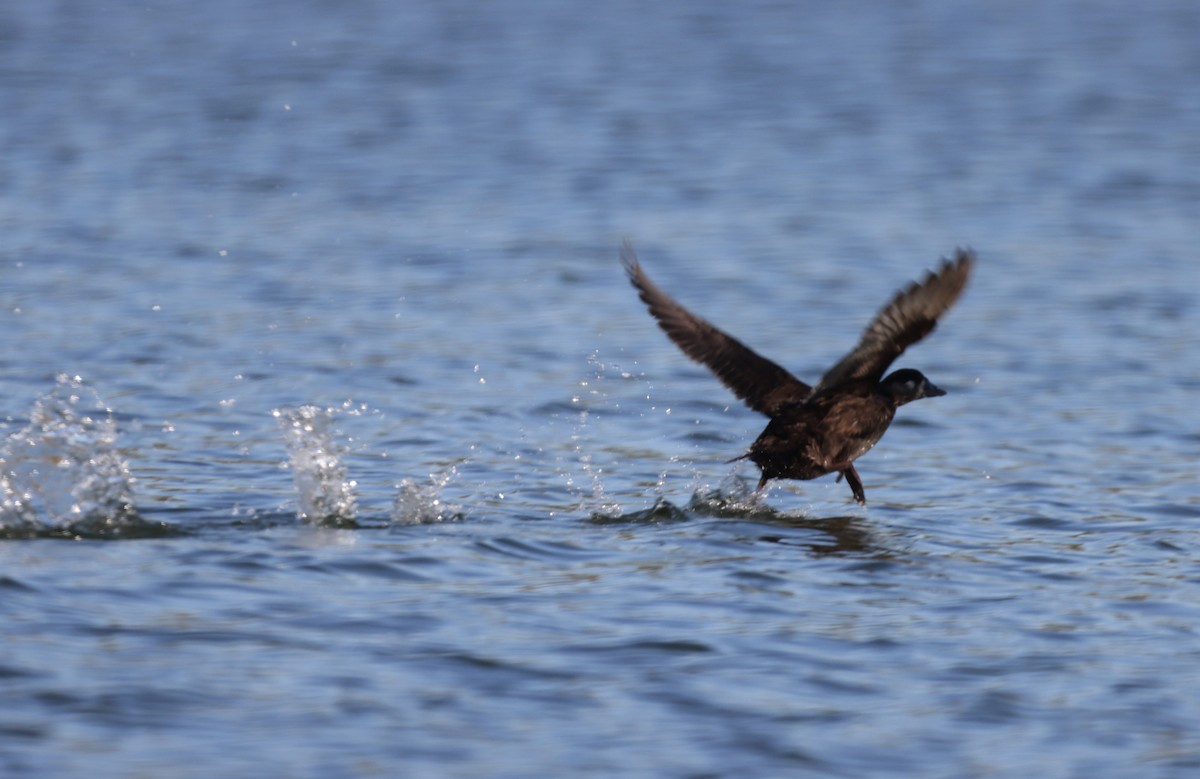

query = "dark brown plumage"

[621,242,973,504]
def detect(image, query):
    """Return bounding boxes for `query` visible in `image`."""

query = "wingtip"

[949,246,976,273]
[619,239,641,281]
[619,238,636,263]
[926,247,974,294]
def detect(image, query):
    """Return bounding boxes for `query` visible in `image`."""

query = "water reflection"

[749,514,880,558]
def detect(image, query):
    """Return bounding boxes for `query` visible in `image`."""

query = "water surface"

[2,1,1198,776]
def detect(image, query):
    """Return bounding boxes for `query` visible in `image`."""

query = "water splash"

[687,471,776,518]
[392,467,462,525]
[564,351,625,518]
[0,375,144,537]
[588,497,689,525]
[274,404,358,525]
[574,435,622,519]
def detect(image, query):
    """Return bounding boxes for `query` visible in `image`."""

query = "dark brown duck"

[622,242,973,505]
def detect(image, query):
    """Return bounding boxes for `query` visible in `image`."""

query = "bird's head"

[881,368,946,406]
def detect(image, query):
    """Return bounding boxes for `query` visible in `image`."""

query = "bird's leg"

[839,464,866,505]
[821,451,866,505]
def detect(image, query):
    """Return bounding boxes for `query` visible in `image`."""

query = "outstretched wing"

[621,241,811,417]
[814,248,974,394]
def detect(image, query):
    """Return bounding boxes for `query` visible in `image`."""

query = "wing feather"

[621,242,811,417]
[814,248,974,393]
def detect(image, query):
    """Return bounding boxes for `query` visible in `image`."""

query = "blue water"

[2,1,1199,776]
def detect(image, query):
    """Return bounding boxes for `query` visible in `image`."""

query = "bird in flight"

[621,242,973,505]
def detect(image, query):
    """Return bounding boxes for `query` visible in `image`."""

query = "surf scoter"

[621,242,973,505]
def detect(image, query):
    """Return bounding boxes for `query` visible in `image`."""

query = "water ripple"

[2,2,1199,777]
